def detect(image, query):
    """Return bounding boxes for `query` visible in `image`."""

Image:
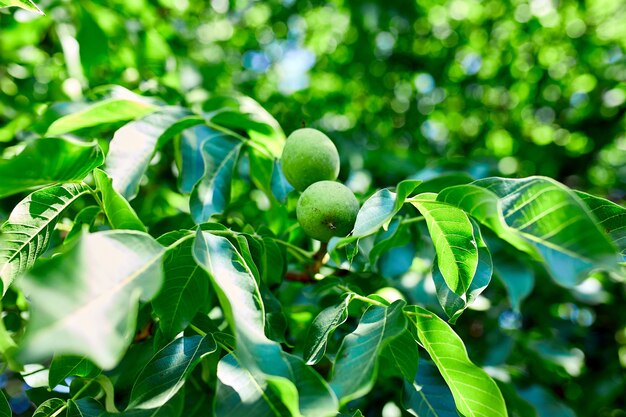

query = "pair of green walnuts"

[281,128,359,242]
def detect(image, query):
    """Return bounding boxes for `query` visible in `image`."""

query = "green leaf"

[0,137,103,198]
[380,329,419,381]
[330,300,407,404]
[519,386,574,417]
[190,135,242,223]
[411,193,478,295]
[45,98,158,136]
[303,295,352,365]
[0,0,43,14]
[0,391,10,417]
[180,124,227,193]
[93,169,145,231]
[193,231,338,416]
[18,230,165,369]
[33,398,66,416]
[403,359,460,417]
[153,233,210,339]
[576,191,626,259]
[0,183,90,293]
[440,177,621,286]
[270,159,293,204]
[432,220,492,323]
[352,179,422,237]
[49,355,100,388]
[105,107,203,200]
[67,398,104,417]
[66,206,102,241]
[128,335,217,409]
[215,353,296,417]
[407,305,508,417]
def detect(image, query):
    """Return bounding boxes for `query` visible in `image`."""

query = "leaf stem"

[337,285,386,307]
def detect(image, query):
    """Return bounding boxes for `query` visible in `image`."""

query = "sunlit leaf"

[407,306,508,417]
[45,98,158,136]
[0,0,43,14]
[93,169,145,231]
[0,183,90,293]
[18,231,165,369]
[411,193,478,295]
[0,137,103,198]
[576,191,626,259]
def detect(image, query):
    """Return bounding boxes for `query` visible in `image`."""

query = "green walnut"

[297,181,359,242]
[281,128,340,191]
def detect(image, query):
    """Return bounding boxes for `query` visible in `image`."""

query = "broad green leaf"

[49,355,100,388]
[270,159,293,204]
[66,206,102,241]
[0,183,90,293]
[180,124,227,193]
[407,305,508,417]
[352,180,422,237]
[261,237,285,287]
[69,392,186,417]
[330,300,406,404]
[432,220,492,323]
[215,353,296,417]
[411,193,478,295]
[193,231,338,416]
[67,398,104,417]
[380,329,419,381]
[93,169,145,231]
[33,398,66,416]
[492,253,534,312]
[0,391,10,417]
[128,335,217,409]
[576,191,626,259]
[0,137,103,198]
[303,295,352,365]
[153,233,210,339]
[45,98,158,136]
[0,0,43,14]
[18,231,165,369]
[105,107,203,200]
[403,359,459,417]
[441,177,620,286]
[190,135,242,223]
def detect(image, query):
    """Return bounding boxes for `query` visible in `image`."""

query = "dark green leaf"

[49,355,100,388]
[380,329,419,381]
[303,295,352,365]
[270,159,293,204]
[0,391,10,417]
[403,359,459,417]
[180,124,227,193]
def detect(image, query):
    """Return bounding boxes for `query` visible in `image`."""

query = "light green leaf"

[0,391,10,417]
[93,169,145,231]
[352,179,422,237]
[403,359,460,417]
[215,353,296,417]
[0,183,90,293]
[432,220,492,323]
[440,177,621,286]
[411,193,478,295]
[407,305,508,417]
[0,137,103,198]
[49,355,100,388]
[330,300,407,404]
[0,0,43,14]
[105,107,203,200]
[45,98,158,136]
[576,191,626,259]
[66,206,102,241]
[18,231,165,369]
[303,295,352,365]
[153,232,210,339]
[129,335,217,409]
[190,135,243,223]
[33,398,66,417]
[180,124,227,193]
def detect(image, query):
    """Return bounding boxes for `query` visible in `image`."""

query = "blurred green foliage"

[2,0,625,195]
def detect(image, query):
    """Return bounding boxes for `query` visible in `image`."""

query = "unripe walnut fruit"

[296,181,359,242]
[281,128,340,192]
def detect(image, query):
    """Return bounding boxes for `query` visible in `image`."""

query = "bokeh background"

[2,0,626,196]
[1,1,626,416]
